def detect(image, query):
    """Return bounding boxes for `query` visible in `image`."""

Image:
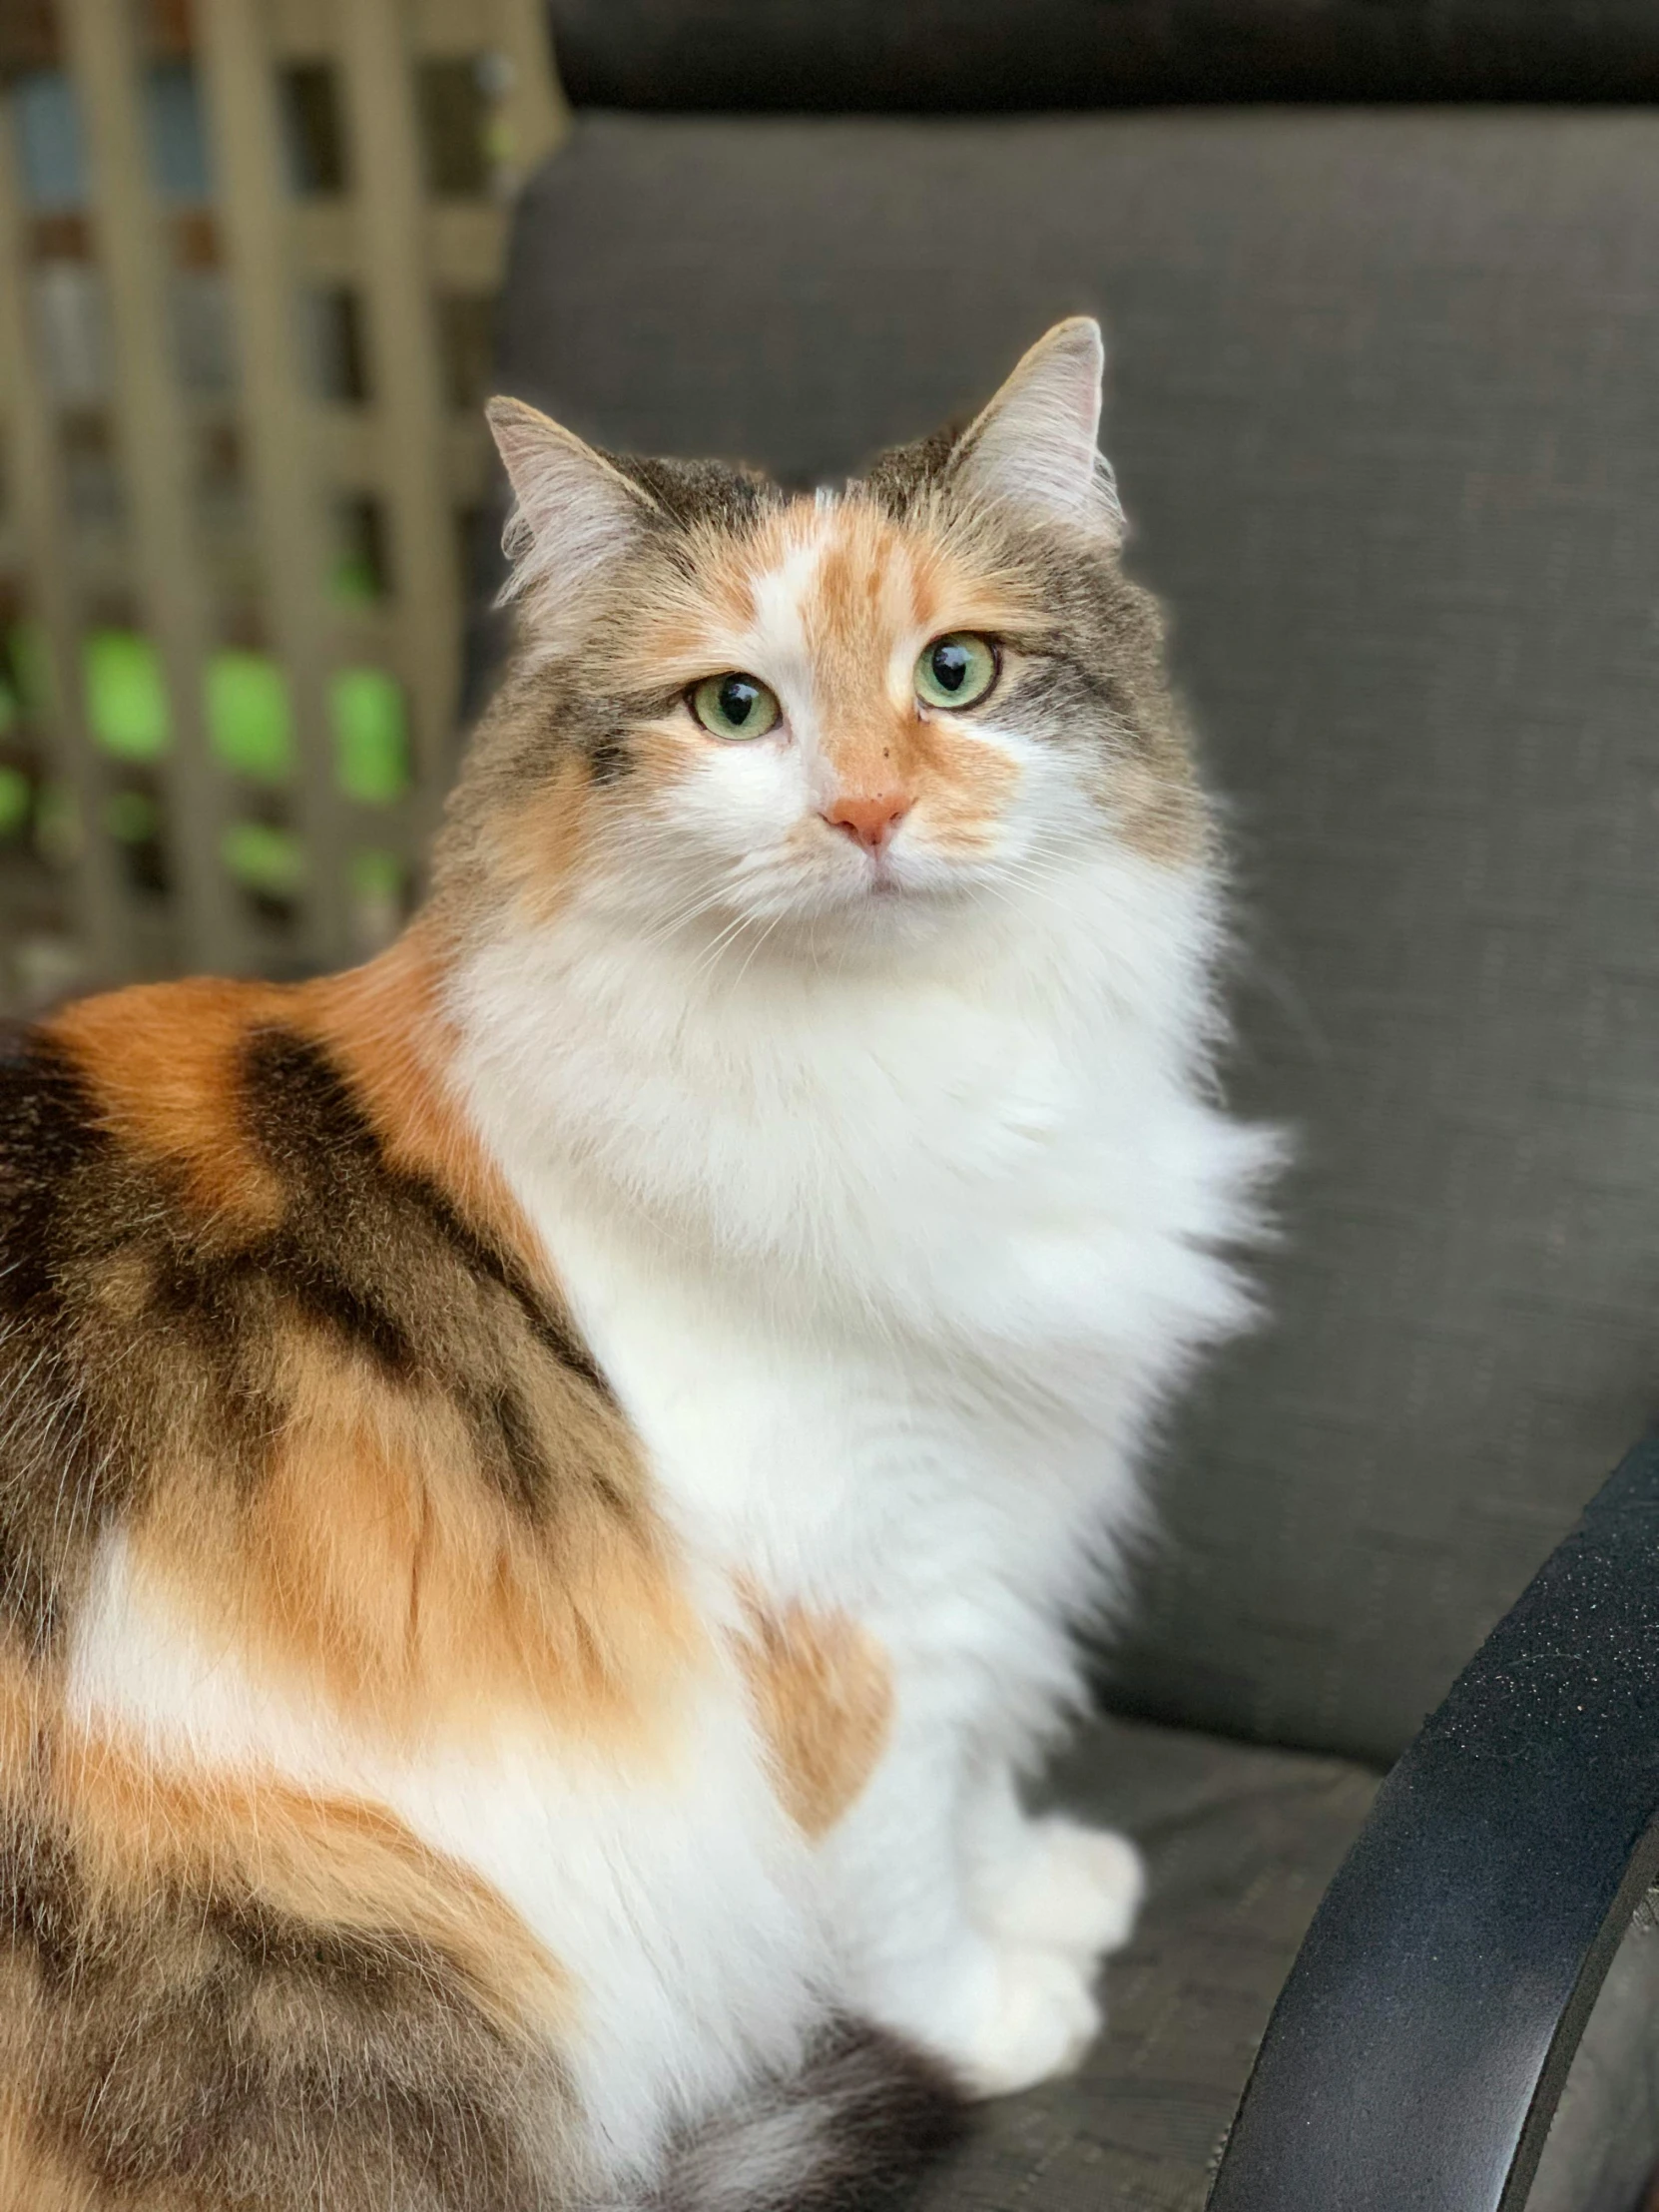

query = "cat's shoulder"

[6,975,309,1225]
[0,979,272,1207]
[0,1009,103,1176]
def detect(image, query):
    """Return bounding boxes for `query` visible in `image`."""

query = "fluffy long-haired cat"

[0,321,1272,2210]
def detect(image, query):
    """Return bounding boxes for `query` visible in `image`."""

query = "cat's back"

[0,962,892,2203]
[0,976,295,1656]
[0,1007,103,1198]
[0,958,661,1691]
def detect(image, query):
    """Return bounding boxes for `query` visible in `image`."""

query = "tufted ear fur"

[951,318,1123,540]
[487,397,659,628]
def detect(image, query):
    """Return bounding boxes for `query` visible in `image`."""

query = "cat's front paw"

[956,1941,1101,2100]
[983,1817,1145,1963]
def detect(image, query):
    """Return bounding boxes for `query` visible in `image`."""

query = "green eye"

[914,633,998,710]
[690,672,781,741]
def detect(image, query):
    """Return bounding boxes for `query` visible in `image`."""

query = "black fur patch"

[661,2018,966,2212]
[861,421,965,517]
[1,1797,569,2212]
[590,732,632,784]
[268,1243,419,1376]
[608,451,784,537]
[402,1172,615,1401]
[236,1027,615,1431]
[0,1024,108,1313]
[0,1029,133,1652]
[462,1381,550,1517]
[805,2024,966,2212]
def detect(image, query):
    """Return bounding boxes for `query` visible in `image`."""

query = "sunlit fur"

[0,323,1276,2208]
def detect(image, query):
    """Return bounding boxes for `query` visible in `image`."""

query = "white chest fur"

[456,855,1269,1701]
[64,858,1268,2185]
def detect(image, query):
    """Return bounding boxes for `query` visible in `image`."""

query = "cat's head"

[439,320,1207,954]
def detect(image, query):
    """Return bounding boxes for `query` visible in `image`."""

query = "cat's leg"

[962,1756,1145,1965]
[825,1712,1104,2100]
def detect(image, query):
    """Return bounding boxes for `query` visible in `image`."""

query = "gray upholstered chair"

[475,11,1659,2204]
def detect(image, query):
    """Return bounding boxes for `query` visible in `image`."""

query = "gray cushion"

[946,1720,1659,2212]
[546,2,1659,111]
[925,1715,1379,2212]
[494,109,1659,1765]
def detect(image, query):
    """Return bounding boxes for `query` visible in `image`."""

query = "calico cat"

[0,320,1272,2210]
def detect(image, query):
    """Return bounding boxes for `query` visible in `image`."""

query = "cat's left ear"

[952,318,1124,541]
[486,396,661,628]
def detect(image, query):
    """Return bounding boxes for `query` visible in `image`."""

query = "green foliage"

[85,631,170,762]
[222,821,304,898]
[0,766,32,837]
[207,650,294,783]
[330,667,409,804]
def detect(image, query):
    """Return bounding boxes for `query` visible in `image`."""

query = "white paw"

[983,1817,1145,1963]
[958,1941,1102,2101]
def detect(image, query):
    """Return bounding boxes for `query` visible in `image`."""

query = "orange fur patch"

[0,2082,97,2212]
[485,750,605,929]
[903,703,1021,856]
[51,933,555,1292]
[0,1649,566,2037]
[800,503,1029,851]
[739,1600,892,1839]
[45,940,541,1276]
[48,978,291,1230]
[131,1325,699,1752]
[303,928,547,1277]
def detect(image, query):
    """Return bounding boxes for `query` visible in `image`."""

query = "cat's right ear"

[486,397,658,629]
[950,319,1124,542]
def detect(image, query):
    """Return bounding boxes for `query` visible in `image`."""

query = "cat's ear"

[952,318,1123,539]
[486,397,659,623]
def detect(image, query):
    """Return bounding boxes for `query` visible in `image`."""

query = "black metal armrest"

[1207,1429,1659,2212]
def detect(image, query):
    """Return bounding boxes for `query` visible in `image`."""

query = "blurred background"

[0,0,561,1005]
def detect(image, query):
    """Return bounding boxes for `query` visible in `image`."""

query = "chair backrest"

[546,0,1659,111]
[488,17,1659,1764]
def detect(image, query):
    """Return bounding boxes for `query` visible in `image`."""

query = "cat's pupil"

[720,677,757,725]
[930,642,968,693]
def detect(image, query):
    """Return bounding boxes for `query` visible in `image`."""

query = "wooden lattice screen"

[0,0,563,1001]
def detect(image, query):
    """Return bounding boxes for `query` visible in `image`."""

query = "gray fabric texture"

[1526,1893,1659,2212]
[943,1727,1659,2212]
[546,1,1659,111]
[922,1714,1379,2212]
[494,109,1659,1766]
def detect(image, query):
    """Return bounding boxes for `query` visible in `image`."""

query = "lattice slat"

[0,87,127,976]
[0,0,564,997]
[197,0,350,965]
[338,0,463,845]
[62,0,254,971]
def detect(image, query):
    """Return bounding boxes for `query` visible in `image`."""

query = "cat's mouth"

[839,840,966,909]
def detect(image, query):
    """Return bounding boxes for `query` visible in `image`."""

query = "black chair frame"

[1208,1429,1659,2211]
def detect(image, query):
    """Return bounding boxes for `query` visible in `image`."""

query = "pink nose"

[823,792,912,852]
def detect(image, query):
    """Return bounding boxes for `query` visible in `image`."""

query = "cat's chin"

[812,854,983,914]
[772,882,992,964]
[776,872,969,930]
